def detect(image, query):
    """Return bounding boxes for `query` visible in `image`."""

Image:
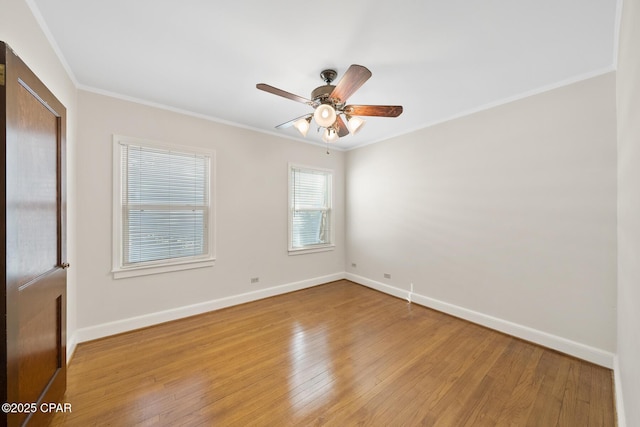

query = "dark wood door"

[1,41,67,427]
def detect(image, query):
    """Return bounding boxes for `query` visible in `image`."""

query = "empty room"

[1,0,639,425]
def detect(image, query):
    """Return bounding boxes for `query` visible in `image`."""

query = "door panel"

[2,41,67,427]
[18,273,64,405]
[9,82,59,287]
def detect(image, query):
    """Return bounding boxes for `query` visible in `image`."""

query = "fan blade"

[275,114,312,129]
[330,64,372,103]
[257,83,318,107]
[334,115,350,137]
[344,105,403,117]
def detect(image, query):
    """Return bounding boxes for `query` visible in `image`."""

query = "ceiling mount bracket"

[320,69,337,84]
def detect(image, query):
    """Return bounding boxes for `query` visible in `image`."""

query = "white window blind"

[117,140,212,269]
[289,165,333,252]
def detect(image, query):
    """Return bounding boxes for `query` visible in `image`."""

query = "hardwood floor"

[50,280,615,426]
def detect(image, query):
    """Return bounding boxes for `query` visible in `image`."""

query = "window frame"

[112,135,216,279]
[288,163,335,255]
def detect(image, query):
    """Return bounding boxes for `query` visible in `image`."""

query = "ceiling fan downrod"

[312,70,338,105]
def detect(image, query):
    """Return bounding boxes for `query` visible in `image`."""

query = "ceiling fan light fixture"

[293,116,312,137]
[314,104,337,128]
[322,127,339,143]
[258,64,403,143]
[346,115,366,134]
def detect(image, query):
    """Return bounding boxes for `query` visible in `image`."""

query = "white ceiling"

[30,0,618,150]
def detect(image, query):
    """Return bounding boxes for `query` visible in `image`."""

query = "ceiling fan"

[257,64,403,143]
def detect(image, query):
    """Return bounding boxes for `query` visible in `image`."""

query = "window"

[288,164,334,254]
[112,135,215,278]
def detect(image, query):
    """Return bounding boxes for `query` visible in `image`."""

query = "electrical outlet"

[384,273,391,279]
[250,277,259,284]
[351,262,357,268]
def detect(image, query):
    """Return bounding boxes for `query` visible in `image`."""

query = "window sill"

[112,257,215,279]
[288,245,335,256]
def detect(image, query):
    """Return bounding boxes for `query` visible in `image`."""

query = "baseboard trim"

[613,355,627,427]
[71,272,615,369]
[66,331,78,364]
[74,272,345,343]
[346,273,615,368]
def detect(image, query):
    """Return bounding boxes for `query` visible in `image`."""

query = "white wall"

[346,73,618,366]
[0,0,78,353]
[616,0,640,424]
[74,90,345,339]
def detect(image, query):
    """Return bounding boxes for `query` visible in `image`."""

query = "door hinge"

[0,64,5,86]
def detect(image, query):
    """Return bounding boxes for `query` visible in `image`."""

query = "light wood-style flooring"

[50,280,615,426]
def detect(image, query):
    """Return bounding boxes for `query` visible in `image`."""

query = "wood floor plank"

[493,346,545,425]
[49,280,615,426]
[589,365,616,427]
[526,351,573,427]
[421,332,511,426]
[459,340,541,426]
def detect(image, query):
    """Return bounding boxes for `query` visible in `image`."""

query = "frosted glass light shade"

[322,127,339,143]
[293,117,311,137]
[346,115,366,134]
[314,104,337,128]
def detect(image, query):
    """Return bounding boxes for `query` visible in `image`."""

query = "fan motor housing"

[311,85,335,103]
